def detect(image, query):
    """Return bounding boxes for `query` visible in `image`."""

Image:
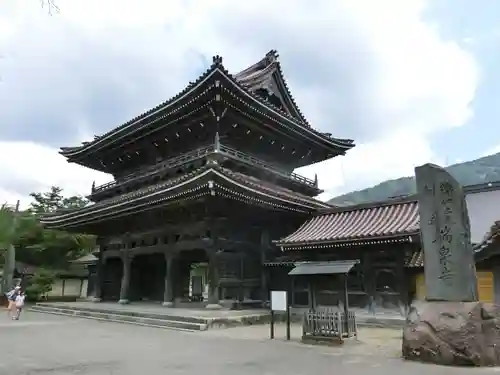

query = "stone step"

[34,303,206,324]
[29,305,207,332]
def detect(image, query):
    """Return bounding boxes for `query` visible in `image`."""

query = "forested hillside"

[329,152,500,206]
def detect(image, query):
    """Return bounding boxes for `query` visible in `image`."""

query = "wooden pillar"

[239,254,245,303]
[118,253,132,304]
[362,251,375,314]
[162,252,174,307]
[92,247,104,302]
[260,230,270,304]
[206,251,222,309]
[397,246,409,316]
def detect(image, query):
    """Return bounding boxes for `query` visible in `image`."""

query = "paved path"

[1,311,497,375]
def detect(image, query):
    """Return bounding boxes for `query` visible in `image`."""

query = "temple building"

[272,196,420,312]
[41,51,355,308]
[272,182,500,313]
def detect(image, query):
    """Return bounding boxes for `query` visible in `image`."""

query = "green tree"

[0,204,39,254]
[24,186,96,267]
[1,186,96,270]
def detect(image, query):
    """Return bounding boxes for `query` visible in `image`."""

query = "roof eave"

[275,232,419,249]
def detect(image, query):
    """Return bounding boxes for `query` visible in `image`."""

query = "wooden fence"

[302,309,357,343]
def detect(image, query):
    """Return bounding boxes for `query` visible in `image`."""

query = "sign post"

[270,290,290,340]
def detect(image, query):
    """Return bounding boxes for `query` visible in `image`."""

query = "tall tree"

[1,186,96,269]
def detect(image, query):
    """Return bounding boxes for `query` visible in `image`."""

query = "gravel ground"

[0,311,496,375]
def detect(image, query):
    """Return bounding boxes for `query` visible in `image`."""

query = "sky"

[0,0,498,206]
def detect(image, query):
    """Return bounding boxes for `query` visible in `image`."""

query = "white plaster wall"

[46,279,83,297]
[466,189,500,244]
[64,280,82,296]
[80,279,88,298]
[47,279,64,297]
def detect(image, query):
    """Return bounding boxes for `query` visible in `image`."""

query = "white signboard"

[271,290,287,312]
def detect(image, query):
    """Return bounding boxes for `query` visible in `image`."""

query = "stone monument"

[403,163,500,366]
[415,163,477,302]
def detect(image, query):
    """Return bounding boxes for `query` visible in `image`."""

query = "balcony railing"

[218,144,316,187]
[92,143,316,194]
[93,145,215,193]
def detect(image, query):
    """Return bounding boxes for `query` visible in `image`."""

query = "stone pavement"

[1,311,497,375]
[201,323,403,357]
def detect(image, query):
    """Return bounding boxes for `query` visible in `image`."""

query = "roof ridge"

[319,196,417,215]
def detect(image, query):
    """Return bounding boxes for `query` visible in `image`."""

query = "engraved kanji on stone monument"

[415,163,478,302]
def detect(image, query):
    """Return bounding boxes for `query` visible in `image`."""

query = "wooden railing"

[92,143,316,194]
[302,309,357,343]
[218,145,316,187]
[93,145,215,193]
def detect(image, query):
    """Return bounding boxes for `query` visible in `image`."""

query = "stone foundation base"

[205,303,223,310]
[91,297,101,303]
[118,299,129,305]
[403,301,500,366]
[162,301,174,307]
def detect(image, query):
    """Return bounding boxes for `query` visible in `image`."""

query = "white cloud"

[298,129,443,201]
[0,0,479,203]
[0,141,110,208]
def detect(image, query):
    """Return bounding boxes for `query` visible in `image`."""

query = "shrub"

[25,269,55,301]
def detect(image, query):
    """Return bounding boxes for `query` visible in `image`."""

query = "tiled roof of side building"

[276,198,420,248]
[474,220,500,254]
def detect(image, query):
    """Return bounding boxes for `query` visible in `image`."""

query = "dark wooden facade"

[41,51,355,308]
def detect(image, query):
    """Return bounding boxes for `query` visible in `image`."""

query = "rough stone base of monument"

[403,301,500,366]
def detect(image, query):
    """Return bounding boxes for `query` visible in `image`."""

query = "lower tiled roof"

[276,200,419,248]
[41,166,330,228]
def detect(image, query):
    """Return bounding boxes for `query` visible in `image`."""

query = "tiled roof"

[41,166,331,229]
[276,200,419,248]
[60,52,355,160]
[474,220,500,254]
[234,50,310,125]
[405,250,424,267]
[72,254,98,264]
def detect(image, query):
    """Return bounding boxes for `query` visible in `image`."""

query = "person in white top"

[12,291,25,320]
[5,286,20,317]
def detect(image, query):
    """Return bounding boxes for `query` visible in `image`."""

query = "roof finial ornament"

[214,131,220,152]
[314,173,318,188]
[265,50,279,64]
[91,180,96,193]
[212,55,223,66]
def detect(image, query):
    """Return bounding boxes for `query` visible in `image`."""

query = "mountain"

[329,152,500,206]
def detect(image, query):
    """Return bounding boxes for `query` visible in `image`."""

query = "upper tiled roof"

[60,52,355,159]
[234,50,309,124]
[276,199,419,248]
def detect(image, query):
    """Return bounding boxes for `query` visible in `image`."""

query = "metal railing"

[92,143,316,194]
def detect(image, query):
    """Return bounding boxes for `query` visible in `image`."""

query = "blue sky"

[0,0,498,205]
